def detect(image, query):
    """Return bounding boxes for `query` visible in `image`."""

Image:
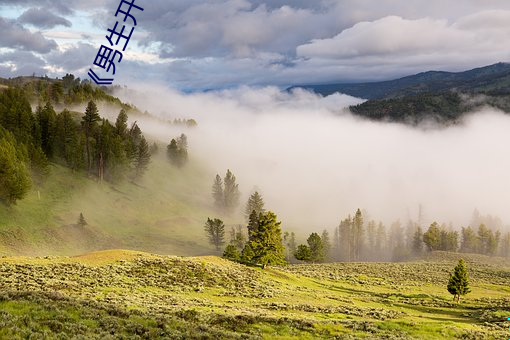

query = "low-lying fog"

[114,85,510,231]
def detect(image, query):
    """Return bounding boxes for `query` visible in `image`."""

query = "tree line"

[0,86,152,205]
[295,209,510,263]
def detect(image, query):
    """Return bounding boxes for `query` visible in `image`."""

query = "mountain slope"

[290,62,510,100]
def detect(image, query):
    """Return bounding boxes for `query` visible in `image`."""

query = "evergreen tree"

[352,209,364,261]
[78,213,87,226]
[204,218,225,251]
[223,169,240,214]
[212,174,224,211]
[332,227,341,261]
[245,211,286,268]
[81,100,100,174]
[366,220,377,259]
[307,232,325,263]
[55,109,80,168]
[500,232,510,258]
[115,109,128,137]
[283,231,297,262]
[223,244,240,262]
[321,229,331,262]
[245,191,265,220]
[240,243,255,264]
[134,136,151,180]
[229,225,246,251]
[375,222,387,258]
[338,216,352,261]
[166,134,188,168]
[423,222,441,251]
[0,132,31,205]
[460,226,478,253]
[412,226,423,254]
[294,244,312,262]
[447,259,471,303]
[247,210,260,241]
[36,102,57,158]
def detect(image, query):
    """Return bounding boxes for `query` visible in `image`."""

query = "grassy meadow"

[0,250,508,339]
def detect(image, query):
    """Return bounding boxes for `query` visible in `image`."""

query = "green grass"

[0,250,508,338]
[0,153,226,256]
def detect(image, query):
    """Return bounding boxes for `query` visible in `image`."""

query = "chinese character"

[94,45,113,69]
[93,45,123,75]
[106,21,134,51]
[115,0,144,26]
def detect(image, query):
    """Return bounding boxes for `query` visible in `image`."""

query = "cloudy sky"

[1,0,510,90]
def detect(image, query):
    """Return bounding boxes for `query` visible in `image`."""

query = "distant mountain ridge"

[290,62,510,100]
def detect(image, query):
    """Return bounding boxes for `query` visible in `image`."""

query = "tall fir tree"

[423,222,441,251]
[412,226,423,254]
[204,218,225,251]
[245,211,286,268]
[81,100,100,174]
[223,169,240,214]
[0,131,31,205]
[134,136,151,180]
[245,191,265,220]
[447,259,471,303]
[352,209,364,261]
[307,232,325,263]
[321,230,331,262]
[212,174,224,210]
[460,226,478,253]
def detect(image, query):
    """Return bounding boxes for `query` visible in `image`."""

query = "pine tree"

[167,134,188,168]
[78,213,87,226]
[245,191,265,220]
[223,244,240,262]
[423,222,441,251]
[460,226,478,253]
[321,230,331,262]
[376,222,387,259]
[229,225,246,251]
[0,132,31,205]
[412,226,423,254]
[212,174,224,210]
[82,100,100,174]
[338,216,352,261]
[352,209,364,261]
[245,211,286,268]
[223,169,240,214]
[55,109,80,168]
[240,243,255,264]
[500,232,510,258]
[204,218,225,251]
[283,231,297,262]
[115,109,128,137]
[247,210,260,241]
[294,244,312,262]
[307,232,325,263]
[36,102,57,158]
[447,259,471,303]
[134,136,151,180]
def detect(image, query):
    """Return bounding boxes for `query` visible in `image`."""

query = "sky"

[1,0,510,90]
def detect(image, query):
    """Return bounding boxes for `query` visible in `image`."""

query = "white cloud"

[297,12,510,66]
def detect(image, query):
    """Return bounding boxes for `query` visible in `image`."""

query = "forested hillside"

[0,76,215,256]
[291,63,510,124]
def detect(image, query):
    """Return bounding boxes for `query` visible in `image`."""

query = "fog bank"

[115,85,510,231]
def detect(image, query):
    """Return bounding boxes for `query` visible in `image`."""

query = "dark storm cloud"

[18,7,72,29]
[0,16,57,53]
